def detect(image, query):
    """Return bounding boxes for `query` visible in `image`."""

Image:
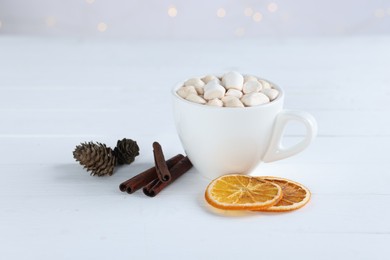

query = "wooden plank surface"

[0,36,389,259]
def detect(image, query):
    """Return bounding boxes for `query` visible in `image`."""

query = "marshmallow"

[177,86,197,99]
[261,88,279,101]
[204,80,219,92]
[206,98,223,107]
[243,80,262,94]
[185,93,206,104]
[202,75,220,84]
[194,85,204,95]
[259,79,271,89]
[241,92,270,106]
[222,71,244,91]
[184,78,205,89]
[244,75,258,82]
[225,89,243,99]
[221,95,235,103]
[204,83,226,100]
[221,96,244,108]
[178,73,277,107]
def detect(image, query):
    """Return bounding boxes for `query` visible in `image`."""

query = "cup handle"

[263,110,318,163]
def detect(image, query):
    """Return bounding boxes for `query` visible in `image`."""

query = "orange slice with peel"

[205,174,283,210]
[256,176,311,212]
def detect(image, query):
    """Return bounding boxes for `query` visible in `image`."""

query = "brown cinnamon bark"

[143,156,193,197]
[153,142,171,182]
[119,154,184,194]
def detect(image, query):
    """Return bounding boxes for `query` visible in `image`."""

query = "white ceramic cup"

[172,77,317,179]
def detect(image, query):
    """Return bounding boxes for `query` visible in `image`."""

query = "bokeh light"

[168,6,178,17]
[252,12,263,22]
[268,3,278,13]
[97,22,108,32]
[217,8,226,18]
[244,8,253,17]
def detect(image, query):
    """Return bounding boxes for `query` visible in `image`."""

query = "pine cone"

[114,138,140,165]
[73,142,117,176]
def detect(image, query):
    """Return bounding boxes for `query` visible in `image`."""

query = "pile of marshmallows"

[176,71,279,107]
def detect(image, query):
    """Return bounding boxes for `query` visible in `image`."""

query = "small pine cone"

[73,142,118,176]
[114,138,140,165]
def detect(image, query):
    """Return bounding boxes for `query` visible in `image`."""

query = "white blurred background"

[0,0,389,39]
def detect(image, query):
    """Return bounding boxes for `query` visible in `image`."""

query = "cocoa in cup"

[172,73,317,179]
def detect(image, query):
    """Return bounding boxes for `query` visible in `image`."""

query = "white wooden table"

[1,35,389,259]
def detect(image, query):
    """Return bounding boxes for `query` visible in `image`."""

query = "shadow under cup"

[172,80,290,180]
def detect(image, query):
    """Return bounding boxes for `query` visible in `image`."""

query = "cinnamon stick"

[143,156,193,197]
[119,154,184,194]
[153,142,171,182]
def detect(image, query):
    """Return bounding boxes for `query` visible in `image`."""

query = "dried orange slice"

[256,176,311,212]
[205,174,283,210]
